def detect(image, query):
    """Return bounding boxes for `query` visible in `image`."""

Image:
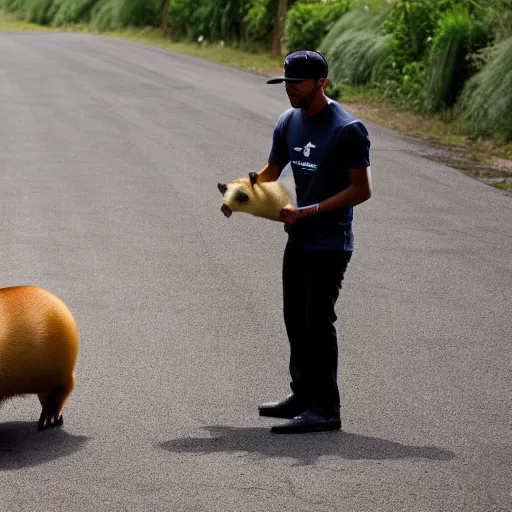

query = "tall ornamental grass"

[458,38,512,140]
[325,30,394,86]
[318,1,390,54]
[50,0,101,26]
[424,9,487,113]
[319,7,394,86]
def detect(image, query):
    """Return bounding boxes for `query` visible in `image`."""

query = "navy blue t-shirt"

[268,99,370,251]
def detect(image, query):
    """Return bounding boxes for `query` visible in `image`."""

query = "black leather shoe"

[270,409,341,434]
[258,393,308,419]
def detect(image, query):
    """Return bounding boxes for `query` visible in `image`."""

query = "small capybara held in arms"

[218,164,297,221]
[0,286,79,431]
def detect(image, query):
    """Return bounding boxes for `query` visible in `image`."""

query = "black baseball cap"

[266,49,329,84]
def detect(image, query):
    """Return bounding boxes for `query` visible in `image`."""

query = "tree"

[272,0,288,56]
[161,0,171,35]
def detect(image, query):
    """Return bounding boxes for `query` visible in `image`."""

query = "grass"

[1,13,511,191]
[107,28,285,76]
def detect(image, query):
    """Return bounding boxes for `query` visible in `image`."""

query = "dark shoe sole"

[259,408,305,419]
[271,420,341,434]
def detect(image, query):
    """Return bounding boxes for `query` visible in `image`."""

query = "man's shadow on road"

[0,421,89,471]
[159,426,455,466]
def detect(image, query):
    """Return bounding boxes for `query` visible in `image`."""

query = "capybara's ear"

[218,182,228,194]
[249,172,258,186]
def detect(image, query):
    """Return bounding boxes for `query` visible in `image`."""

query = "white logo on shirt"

[294,142,316,158]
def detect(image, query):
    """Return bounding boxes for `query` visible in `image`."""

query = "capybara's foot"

[37,414,63,432]
[37,381,72,432]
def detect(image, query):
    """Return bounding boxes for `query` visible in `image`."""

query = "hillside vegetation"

[2,0,511,189]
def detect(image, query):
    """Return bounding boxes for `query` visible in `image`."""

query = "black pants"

[282,241,352,417]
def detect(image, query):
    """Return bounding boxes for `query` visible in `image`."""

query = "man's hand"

[248,164,283,187]
[279,204,300,228]
[248,172,258,186]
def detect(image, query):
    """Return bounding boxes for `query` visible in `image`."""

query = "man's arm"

[317,166,372,214]
[280,167,372,224]
[249,163,284,185]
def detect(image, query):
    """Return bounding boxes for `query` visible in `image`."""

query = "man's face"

[285,79,323,109]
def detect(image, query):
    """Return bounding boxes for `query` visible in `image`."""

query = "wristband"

[297,203,319,217]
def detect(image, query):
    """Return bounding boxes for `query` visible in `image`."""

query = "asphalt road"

[0,32,511,512]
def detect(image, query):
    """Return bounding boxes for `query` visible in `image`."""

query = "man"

[253,49,372,434]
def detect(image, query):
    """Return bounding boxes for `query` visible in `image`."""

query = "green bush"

[383,0,445,66]
[89,0,159,30]
[243,0,276,43]
[167,0,249,43]
[166,0,197,40]
[319,3,428,109]
[480,0,512,43]
[285,0,349,52]
[322,1,495,114]
[425,9,488,112]
[381,60,428,111]
[114,0,159,28]
[382,0,488,68]
[458,38,512,140]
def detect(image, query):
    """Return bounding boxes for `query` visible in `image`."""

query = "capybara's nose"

[221,204,232,218]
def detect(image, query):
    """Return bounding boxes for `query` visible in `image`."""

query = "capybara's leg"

[37,373,75,431]
[37,392,48,408]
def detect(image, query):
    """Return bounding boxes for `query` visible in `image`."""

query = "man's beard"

[295,84,321,110]
[297,98,311,110]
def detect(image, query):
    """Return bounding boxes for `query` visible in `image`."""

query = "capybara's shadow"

[159,426,455,466]
[0,421,89,471]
